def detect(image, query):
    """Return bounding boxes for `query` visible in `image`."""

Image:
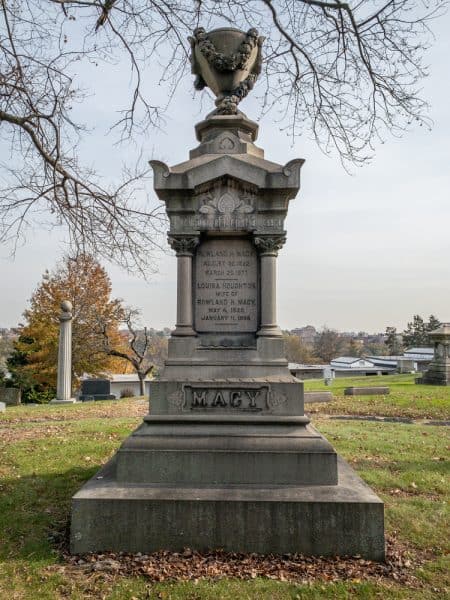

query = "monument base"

[420,366,450,386]
[71,455,384,560]
[71,377,385,560]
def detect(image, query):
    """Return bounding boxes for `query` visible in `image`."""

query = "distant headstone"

[397,359,415,374]
[323,366,334,386]
[0,401,5,412]
[304,391,333,403]
[0,388,21,406]
[344,386,390,396]
[79,379,115,401]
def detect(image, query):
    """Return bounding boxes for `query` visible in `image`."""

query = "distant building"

[330,357,376,369]
[290,325,317,345]
[108,374,152,397]
[367,347,433,373]
[288,357,395,380]
[0,327,18,341]
[404,347,434,359]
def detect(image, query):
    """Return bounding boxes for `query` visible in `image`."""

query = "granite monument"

[71,27,384,559]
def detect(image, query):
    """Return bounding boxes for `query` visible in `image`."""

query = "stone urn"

[189,27,264,114]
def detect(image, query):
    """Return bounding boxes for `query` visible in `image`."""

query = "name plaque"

[195,238,258,333]
[185,385,269,412]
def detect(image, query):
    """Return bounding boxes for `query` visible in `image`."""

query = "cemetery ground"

[0,375,448,599]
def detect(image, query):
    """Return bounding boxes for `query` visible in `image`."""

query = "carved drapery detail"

[254,235,286,255]
[168,235,200,256]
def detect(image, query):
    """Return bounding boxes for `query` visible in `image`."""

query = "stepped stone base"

[421,366,450,386]
[71,377,385,560]
[71,455,384,559]
[114,416,337,486]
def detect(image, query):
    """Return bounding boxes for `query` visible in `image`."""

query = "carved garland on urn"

[168,235,200,256]
[189,27,264,115]
[254,235,286,256]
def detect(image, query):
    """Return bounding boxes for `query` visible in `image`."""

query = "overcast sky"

[1,11,449,333]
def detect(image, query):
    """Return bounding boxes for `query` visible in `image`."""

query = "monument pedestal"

[420,324,450,386]
[71,106,384,559]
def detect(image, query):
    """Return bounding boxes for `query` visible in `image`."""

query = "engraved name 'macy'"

[190,389,262,410]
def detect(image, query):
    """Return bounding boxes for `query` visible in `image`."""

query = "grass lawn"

[304,374,450,420]
[0,384,449,599]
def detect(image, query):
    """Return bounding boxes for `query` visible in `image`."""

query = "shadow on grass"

[0,465,97,562]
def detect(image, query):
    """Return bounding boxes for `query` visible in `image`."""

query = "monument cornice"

[150,155,304,199]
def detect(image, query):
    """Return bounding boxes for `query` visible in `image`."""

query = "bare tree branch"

[99,306,167,395]
[0,0,446,268]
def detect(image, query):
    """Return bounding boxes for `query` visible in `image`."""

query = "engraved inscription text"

[195,238,258,332]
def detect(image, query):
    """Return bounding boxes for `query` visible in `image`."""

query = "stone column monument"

[71,27,384,559]
[51,300,76,404]
[420,323,450,385]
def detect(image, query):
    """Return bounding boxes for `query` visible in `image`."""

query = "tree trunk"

[138,373,145,396]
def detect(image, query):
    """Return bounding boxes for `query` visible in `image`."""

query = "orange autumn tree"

[11,254,127,398]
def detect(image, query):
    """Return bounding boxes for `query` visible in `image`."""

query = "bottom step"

[71,456,384,560]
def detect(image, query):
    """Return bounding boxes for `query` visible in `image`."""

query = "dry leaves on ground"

[56,536,429,589]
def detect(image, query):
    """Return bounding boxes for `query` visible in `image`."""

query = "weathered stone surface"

[71,456,384,560]
[344,387,390,396]
[0,387,21,406]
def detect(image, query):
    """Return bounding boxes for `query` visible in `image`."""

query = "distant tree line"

[384,315,441,355]
[283,327,380,365]
[284,314,441,364]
